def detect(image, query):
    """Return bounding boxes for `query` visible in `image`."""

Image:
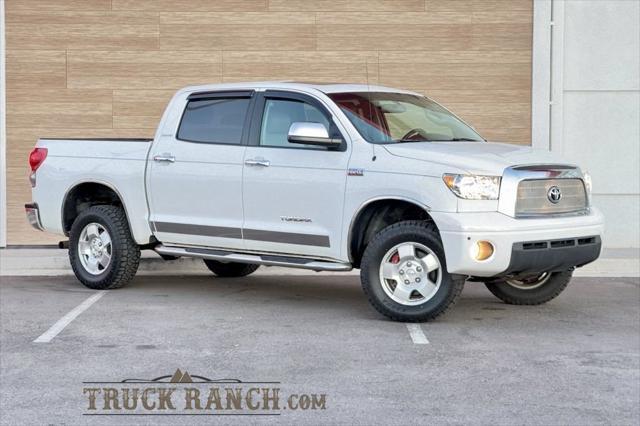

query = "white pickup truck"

[26,82,604,321]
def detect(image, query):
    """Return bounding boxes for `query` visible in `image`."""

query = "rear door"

[241,91,351,260]
[147,91,254,250]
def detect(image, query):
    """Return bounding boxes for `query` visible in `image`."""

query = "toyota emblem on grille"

[547,186,562,203]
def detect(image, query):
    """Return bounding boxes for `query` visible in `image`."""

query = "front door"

[147,91,254,250]
[242,91,351,260]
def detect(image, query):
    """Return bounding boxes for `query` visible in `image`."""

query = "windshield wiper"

[392,137,481,143]
[431,138,480,142]
[394,139,429,143]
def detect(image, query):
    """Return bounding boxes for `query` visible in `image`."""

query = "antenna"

[365,58,377,161]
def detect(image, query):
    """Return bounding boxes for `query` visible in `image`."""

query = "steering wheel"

[400,128,428,141]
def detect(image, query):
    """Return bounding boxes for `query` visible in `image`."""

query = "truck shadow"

[126,274,515,324]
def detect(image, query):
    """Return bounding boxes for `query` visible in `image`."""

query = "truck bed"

[32,138,155,244]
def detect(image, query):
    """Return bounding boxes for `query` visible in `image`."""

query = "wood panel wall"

[4,0,533,244]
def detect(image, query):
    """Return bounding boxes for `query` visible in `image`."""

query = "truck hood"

[383,141,573,175]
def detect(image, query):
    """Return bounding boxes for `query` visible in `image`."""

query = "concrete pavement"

[0,274,638,425]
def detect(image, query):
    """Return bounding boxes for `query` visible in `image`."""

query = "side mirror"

[287,122,342,147]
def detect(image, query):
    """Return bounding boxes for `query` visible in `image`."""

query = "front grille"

[515,178,587,217]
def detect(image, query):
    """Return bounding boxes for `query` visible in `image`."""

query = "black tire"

[69,205,140,290]
[484,270,572,305]
[360,220,465,322]
[203,260,260,277]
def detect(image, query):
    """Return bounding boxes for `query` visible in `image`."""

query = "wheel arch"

[61,180,134,238]
[347,197,437,268]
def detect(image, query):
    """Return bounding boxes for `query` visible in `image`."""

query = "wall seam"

[0,0,7,247]
[531,0,552,150]
[549,0,565,156]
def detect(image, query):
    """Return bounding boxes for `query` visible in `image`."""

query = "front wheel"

[484,270,573,305]
[203,260,260,278]
[360,220,465,322]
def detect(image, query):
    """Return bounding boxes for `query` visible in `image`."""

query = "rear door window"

[177,97,250,144]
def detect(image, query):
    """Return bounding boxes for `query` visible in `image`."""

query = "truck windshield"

[327,92,483,144]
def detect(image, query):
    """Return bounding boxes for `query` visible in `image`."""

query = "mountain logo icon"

[119,369,243,384]
[169,369,193,383]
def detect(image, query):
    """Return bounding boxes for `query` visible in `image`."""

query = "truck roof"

[177,81,421,96]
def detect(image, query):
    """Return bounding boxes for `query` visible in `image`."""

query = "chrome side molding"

[154,245,353,272]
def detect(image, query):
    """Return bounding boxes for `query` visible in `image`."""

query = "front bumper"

[502,235,601,276]
[431,208,605,277]
[25,203,44,231]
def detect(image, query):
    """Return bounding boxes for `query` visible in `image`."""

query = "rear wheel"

[484,270,573,305]
[360,220,465,322]
[69,205,140,289]
[203,260,260,278]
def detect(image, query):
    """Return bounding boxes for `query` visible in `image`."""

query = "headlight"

[443,174,501,200]
[583,171,592,195]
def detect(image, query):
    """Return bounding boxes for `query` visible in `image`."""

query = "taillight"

[29,147,47,187]
[29,147,47,172]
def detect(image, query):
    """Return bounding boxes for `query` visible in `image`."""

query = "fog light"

[472,241,494,261]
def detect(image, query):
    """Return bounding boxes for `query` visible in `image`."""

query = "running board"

[154,245,353,272]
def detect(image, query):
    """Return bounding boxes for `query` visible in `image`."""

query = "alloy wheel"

[78,222,112,275]
[378,242,442,306]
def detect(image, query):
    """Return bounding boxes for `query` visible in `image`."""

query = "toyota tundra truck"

[25,82,604,321]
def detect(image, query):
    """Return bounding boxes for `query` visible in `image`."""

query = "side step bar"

[154,245,353,272]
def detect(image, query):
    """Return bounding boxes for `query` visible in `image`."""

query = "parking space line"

[406,324,429,344]
[33,291,107,343]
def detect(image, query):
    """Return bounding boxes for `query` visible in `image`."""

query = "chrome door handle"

[153,154,175,163]
[245,159,270,167]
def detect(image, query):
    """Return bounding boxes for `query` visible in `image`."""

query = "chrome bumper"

[25,203,44,231]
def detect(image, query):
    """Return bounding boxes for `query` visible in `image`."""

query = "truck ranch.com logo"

[82,369,327,416]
